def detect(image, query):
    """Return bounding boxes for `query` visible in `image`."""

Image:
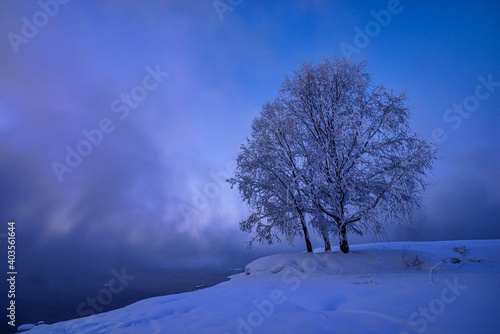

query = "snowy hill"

[22,240,500,333]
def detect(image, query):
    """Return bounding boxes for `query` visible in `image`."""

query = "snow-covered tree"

[230,56,435,253]
[228,100,314,251]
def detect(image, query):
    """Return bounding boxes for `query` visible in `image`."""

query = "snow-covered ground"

[23,240,500,333]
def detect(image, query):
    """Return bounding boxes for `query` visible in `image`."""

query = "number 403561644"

[7,221,16,270]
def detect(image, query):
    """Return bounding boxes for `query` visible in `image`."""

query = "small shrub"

[402,246,426,269]
[445,245,472,269]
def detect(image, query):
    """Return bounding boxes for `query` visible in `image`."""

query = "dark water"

[1,266,241,334]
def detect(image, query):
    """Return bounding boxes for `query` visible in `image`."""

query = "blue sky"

[0,0,499,278]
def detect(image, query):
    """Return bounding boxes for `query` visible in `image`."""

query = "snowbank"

[24,240,500,333]
[244,248,411,277]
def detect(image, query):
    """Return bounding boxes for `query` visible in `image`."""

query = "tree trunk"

[321,230,331,251]
[339,224,349,253]
[299,212,313,252]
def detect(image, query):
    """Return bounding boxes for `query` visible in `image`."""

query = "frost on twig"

[428,261,442,284]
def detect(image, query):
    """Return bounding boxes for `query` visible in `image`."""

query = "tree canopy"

[229,57,435,253]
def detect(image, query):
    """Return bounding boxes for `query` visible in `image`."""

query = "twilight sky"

[0,0,499,277]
